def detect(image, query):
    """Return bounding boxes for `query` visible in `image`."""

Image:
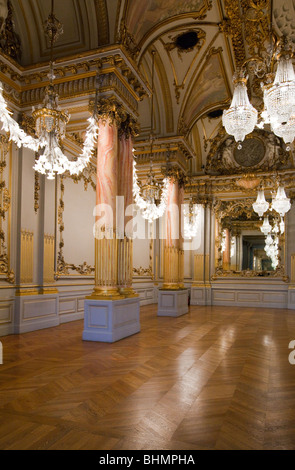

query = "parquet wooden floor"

[0,304,295,450]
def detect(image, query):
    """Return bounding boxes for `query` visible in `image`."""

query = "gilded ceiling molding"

[0,47,149,112]
[95,0,110,45]
[189,168,295,197]
[118,20,140,61]
[223,0,246,68]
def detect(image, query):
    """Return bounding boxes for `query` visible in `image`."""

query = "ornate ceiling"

[0,0,295,180]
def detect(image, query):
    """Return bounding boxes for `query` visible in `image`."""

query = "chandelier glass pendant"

[223,35,295,148]
[252,189,269,218]
[132,50,169,224]
[222,73,258,149]
[271,185,291,217]
[260,215,272,235]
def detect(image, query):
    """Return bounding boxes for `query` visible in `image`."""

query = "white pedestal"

[83,297,140,343]
[157,289,189,317]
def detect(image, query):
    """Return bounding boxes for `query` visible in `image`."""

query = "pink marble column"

[163,178,180,290]
[91,118,122,300]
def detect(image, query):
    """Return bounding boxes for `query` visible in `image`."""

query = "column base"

[157,288,189,317]
[83,297,140,343]
[86,286,124,301]
[162,283,180,290]
[119,287,139,298]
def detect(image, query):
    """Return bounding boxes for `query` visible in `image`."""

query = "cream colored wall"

[61,177,95,270]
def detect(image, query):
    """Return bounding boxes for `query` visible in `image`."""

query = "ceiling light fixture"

[223,20,295,150]
[133,50,169,223]
[32,0,99,180]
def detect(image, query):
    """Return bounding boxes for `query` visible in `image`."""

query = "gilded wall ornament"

[206,130,292,176]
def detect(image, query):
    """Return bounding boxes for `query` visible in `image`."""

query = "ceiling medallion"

[233,136,265,167]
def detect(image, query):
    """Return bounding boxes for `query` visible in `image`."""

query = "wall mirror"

[212,198,288,280]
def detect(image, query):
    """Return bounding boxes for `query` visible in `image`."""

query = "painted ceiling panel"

[125,0,212,45]
[8,0,109,66]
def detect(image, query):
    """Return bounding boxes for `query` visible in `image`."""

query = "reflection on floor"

[0,304,294,450]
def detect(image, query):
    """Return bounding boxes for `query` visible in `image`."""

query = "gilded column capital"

[164,167,188,188]
[118,114,140,140]
[89,96,128,127]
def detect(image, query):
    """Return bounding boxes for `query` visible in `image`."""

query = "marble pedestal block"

[83,297,140,343]
[157,289,189,317]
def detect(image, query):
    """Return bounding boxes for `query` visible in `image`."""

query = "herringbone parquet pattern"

[0,304,294,450]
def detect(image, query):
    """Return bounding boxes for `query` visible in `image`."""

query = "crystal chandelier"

[252,189,269,218]
[132,50,169,224]
[0,2,98,177]
[133,157,169,223]
[260,216,272,235]
[222,73,258,148]
[223,35,295,148]
[253,184,291,220]
[32,65,70,180]
[183,198,201,239]
[271,185,291,217]
[32,2,99,180]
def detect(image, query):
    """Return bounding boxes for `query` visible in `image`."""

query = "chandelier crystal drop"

[183,200,201,239]
[271,185,291,217]
[253,189,269,218]
[222,75,258,148]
